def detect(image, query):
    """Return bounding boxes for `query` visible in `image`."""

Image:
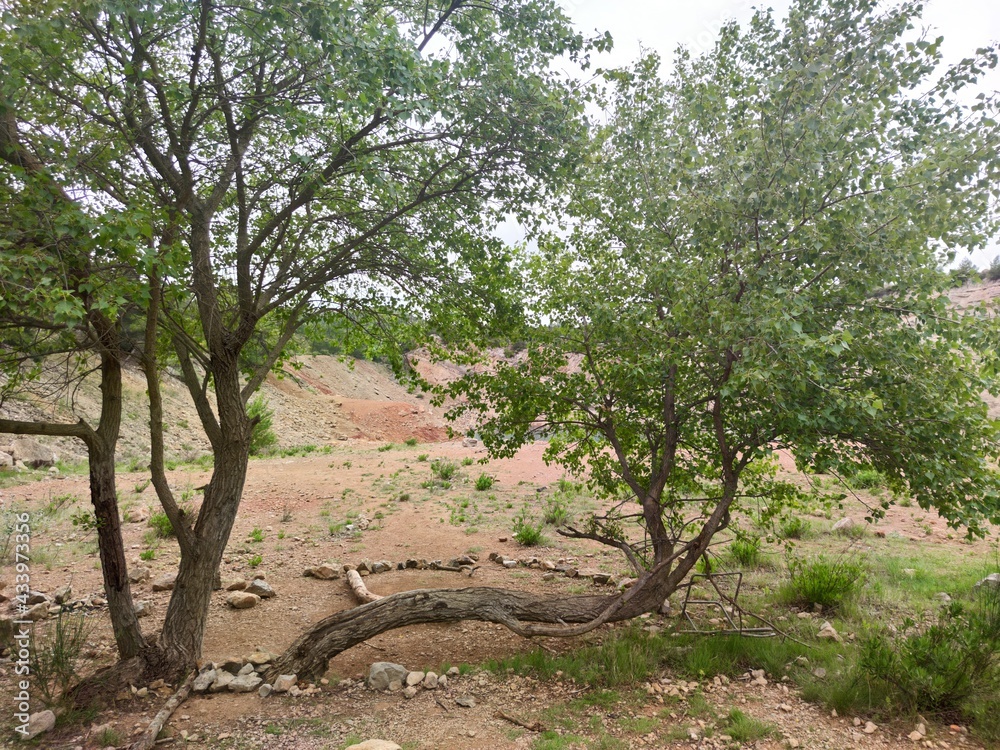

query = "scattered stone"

[447,667,460,677]
[192,670,216,693]
[229,673,263,693]
[502,559,518,569]
[591,573,612,585]
[863,721,878,734]
[405,671,425,687]
[24,602,49,621]
[152,573,177,592]
[273,674,297,693]
[402,686,418,699]
[258,684,273,698]
[248,651,273,666]
[455,696,476,708]
[387,680,403,692]
[10,438,57,468]
[210,671,235,693]
[812,667,827,679]
[226,592,260,609]
[53,584,72,604]
[129,567,151,583]
[225,580,248,591]
[237,663,255,676]
[306,564,339,580]
[26,591,49,605]
[817,621,842,642]
[23,710,56,739]
[422,672,439,690]
[832,517,855,532]
[0,451,12,469]
[564,568,579,578]
[462,438,478,447]
[367,662,408,691]
[974,573,1000,593]
[935,592,952,605]
[345,741,402,750]
[438,674,448,689]
[245,579,275,599]
[542,573,556,581]
[372,560,393,574]
[908,731,923,742]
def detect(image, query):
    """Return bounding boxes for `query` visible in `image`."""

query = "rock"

[916,723,926,736]
[125,505,150,523]
[367,662,407,691]
[226,592,260,609]
[502,559,518,569]
[0,451,12,469]
[225,579,248,591]
[935,592,952,605]
[26,591,49,605]
[832,517,855,532]
[219,657,244,674]
[248,651,273,666]
[387,679,403,692]
[129,567,151,583]
[24,602,49,621]
[402,686,418,699]
[23,710,56,739]
[245,579,276,599]
[238,663,255,676]
[863,721,878,734]
[210,671,235,693]
[11,438,57,468]
[455,696,476,708]
[345,741,402,750]
[591,573,612,585]
[229,673,263,693]
[313,564,340,579]
[258,683,273,698]
[422,672,439,689]
[192,670,217,693]
[462,437,478,447]
[817,621,842,642]
[812,667,827,679]
[908,731,923,741]
[53,584,72,604]
[405,671,425,687]
[438,674,448,689]
[273,674,297,693]
[974,573,1000,593]
[151,573,177,592]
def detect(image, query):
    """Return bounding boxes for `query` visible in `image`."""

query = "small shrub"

[847,468,884,489]
[778,516,811,540]
[139,549,156,561]
[782,555,865,611]
[249,527,264,543]
[461,457,474,466]
[416,454,429,462]
[513,509,544,546]
[431,458,458,481]
[148,511,174,538]
[405,437,418,447]
[728,537,763,569]
[986,255,1000,282]
[720,709,777,743]
[248,554,263,568]
[475,474,495,492]
[854,588,1000,739]
[247,394,278,456]
[96,727,124,746]
[29,611,90,706]
[397,493,410,502]
[543,497,571,526]
[377,443,394,452]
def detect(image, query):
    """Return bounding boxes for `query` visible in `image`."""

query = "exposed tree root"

[126,672,195,750]
[347,569,382,602]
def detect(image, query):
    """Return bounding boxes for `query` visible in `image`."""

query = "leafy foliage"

[783,555,866,611]
[447,0,1000,597]
[248,395,278,456]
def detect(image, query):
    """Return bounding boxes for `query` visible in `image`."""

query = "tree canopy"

[450,0,1000,586]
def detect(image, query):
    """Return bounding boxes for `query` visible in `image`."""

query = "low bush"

[778,515,811,540]
[728,537,763,569]
[720,709,778,743]
[30,611,90,706]
[474,474,494,492]
[513,509,544,546]
[781,555,865,611]
[148,510,174,538]
[853,590,1000,738]
[543,497,571,526]
[247,394,278,456]
[431,458,458,481]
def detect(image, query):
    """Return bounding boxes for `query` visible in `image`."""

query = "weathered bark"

[156,351,251,669]
[266,588,621,683]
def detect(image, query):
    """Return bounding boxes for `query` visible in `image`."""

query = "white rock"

[863,721,878,734]
[229,673,263,693]
[405,671,425,687]
[832,517,855,532]
[344,741,402,750]
[23,710,56,740]
[367,662,407,691]
[273,674,297,693]
[226,591,260,609]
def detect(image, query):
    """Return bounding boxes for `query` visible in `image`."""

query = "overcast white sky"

[514,0,1000,267]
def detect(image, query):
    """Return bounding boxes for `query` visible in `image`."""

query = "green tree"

[3,0,600,681]
[446,0,1000,621]
[0,104,148,661]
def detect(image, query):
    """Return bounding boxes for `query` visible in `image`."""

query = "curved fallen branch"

[347,569,382,603]
[126,672,195,750]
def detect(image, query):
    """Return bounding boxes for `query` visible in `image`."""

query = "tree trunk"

[90,441,145,659]
[157,355,251,670]
[266,588,621,683]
